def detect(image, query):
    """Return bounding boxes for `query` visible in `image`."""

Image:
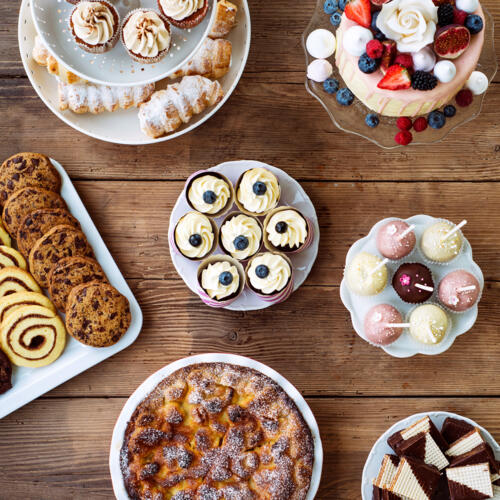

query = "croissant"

[169,38,232,80]
[59,81,156,114]
[32,35,83,84]
[138,76,224,138]
[209,0,238,38]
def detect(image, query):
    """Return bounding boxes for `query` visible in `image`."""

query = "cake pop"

[421,220,465,263]
[409,304,449,345]
[345,252,388,296]
[376,220,416,260]
[393,263,434,304]
[438,270,480,312]
[364,304,404,346]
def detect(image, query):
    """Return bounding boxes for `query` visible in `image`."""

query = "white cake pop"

[433,61,457,83]
[456,0,479,14]
[306,29,336,59]
[466,71,489,95]
[412,47,436,72]
[307,59,333,83]
[343,26,373,57]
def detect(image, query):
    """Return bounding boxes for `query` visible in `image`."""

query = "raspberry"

[413,117,428,132]
[396,117,413,131]
[456,89,473,107]
[366,40,384,59]
[395,130,413,146]
[394,54,414,70]
[453,7,468,25]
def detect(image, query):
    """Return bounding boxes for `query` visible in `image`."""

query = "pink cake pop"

[438,270,480,312]
[376,220,416,260]
[364,304,404,346]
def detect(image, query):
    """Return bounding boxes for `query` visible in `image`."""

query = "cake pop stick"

[397,224,415,240]
[368,258,389,277]
[457,285,476,292]
[385,322,410,328]
[415,283,434,292]
[442,220,467,241]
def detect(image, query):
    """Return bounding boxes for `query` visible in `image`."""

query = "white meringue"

[343,26,373,57]
[466,70,488,95]
[307,59,333,83]
[433,60,457,83]
[412,47,436,72]
[306,29,336,59]
[456,0,479,14]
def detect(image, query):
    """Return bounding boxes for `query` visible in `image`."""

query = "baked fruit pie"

[120,362,314,499]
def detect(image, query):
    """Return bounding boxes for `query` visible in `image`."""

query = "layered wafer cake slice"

[446,463,493,499]
[389,456,441,500]
[373,455,400,490]
[441,418,475,445]
[399,432,449,471]
[492,485,500,498]
[449,443,499,476]
[446,429,486,458]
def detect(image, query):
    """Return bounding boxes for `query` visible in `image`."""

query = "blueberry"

[336,87,354,106]
[330,12,342,27]
[323,0,338,14]
[444,105,456,118]
[465,14,483,34]
[275,221,288,234]
[202,190,217,204]
[428,110,446,129]
[253,181,267,195]
[219,271,233,286]
[255,265,269,279]
[371,11,380,31]
[323,78,340,94]
[365,113,380,128]
[189,234,202,247]
[374,30,386,41]
[358,53,379,74]
[338,0,348,11]
[233,235,249,250]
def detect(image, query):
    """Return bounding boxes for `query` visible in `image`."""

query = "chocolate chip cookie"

[17,208,80,257]
[48,256,107,311]
[0,348,12,394]
[0,153,61,208]
[66,282,131,347]
[2,187,67,237]
[29,224,94,288]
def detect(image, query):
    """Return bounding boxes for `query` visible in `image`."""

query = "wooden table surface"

[1,0,500,498]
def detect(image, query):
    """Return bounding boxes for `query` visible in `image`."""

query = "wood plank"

[0,397,499,499]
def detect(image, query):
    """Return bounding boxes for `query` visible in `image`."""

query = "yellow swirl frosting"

[237,168,280,214]
[159,0,204,21]
[201,260,239,300]
[72,1,115,46]
[221,214,262,260]
[188,175,231,215]
[248,253,291,295]
[266,209,307,249]
[123,11,170,58]
[175,212,214,259]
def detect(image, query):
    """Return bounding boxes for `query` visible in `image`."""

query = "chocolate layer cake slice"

[374,455,400,490]
[441,418,475,445]
[389,456,441,500]
[446,463,493,499]
[446,429,485,458]
[399,432,449,471]
[448,442,499,475]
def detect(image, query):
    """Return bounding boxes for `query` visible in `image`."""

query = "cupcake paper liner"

[219,211,263,262]
[418,218,465,267]
[234,169,281,217]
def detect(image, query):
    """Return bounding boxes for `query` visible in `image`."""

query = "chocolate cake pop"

[393,263,434,304]
[376,220,416,260]
[438,270,480,312]
[364,304,404,346]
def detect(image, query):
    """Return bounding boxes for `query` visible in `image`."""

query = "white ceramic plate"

[361,411,500,499]
[109,353,323,500]
[0,158,143,419]
[31,0,216,86]
[169,160,320,311]
[340,215,484,358]
[18,0,251,144]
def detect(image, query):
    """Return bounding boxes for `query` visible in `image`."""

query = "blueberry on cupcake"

[186,171,234,217]
[220,212,263,261]
[173,211,217,261]
[235,167,281,216]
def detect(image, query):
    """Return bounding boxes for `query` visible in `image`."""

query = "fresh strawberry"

[394,54,414,70]
[380,40,397,74]
[344,0,372,28]
[453,7,468,25]
[377,64,411,90]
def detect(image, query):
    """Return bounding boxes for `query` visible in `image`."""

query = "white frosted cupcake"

[70,0,120,54]
[235,167,281,216]
[157,0,209,29]
[121,9,171,64]
[185,170,234,217]
[170,211,218,261]
[219,212,263,261]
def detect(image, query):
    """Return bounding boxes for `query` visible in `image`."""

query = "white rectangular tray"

[0,158,143,419]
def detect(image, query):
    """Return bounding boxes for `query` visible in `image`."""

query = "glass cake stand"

[302,0,497,149]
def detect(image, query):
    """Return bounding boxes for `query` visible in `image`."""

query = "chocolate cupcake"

[185,170,234,217]
[70,0,120,54]
[219,212,263,261]
[158,0,209,29]
[235,167,281,217]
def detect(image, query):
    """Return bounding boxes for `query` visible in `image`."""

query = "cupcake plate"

[340,215,484,358]
[361,411,500,499]
[0,158,143,419]
[109,353,323,500]
[169,160,320,311]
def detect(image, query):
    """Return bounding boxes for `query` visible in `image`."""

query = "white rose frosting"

[123,11,170,58]
[159,0,204,21]
[237,168,280,214]
[72,1,115,46]
[221,214,262,260]
[266,209,307,249]
[188,175,231,215]
[175,212,214,259]
[201,261,239,300]
[376,0,438,53]
[248,253,291,295]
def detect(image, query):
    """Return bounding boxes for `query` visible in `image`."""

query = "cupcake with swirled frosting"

[263,206,313,254]
[158,0,209,29]
[220,212,263,261]
[173,211,217,260]
[186,171,234,217]
[235,167,281,216]
[122,9,171,64]
[70,0,120,54]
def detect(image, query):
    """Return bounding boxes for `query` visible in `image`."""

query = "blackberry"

[437,4,454,26]
[411,71,438,91]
